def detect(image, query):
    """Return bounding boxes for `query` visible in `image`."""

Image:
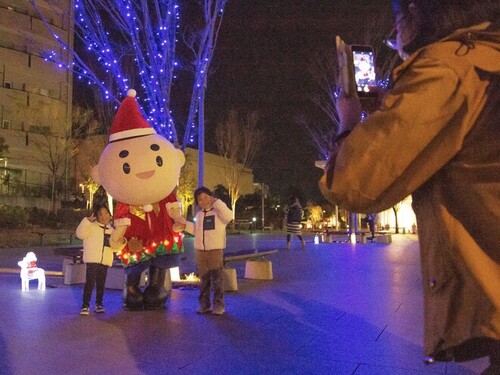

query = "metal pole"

[198,76,206,188]
[335,205,339,231]
[261,183,265,231]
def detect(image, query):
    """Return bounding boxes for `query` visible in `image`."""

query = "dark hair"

[93,203,111,217]
[392,0,498,54]
[194,186,213,205]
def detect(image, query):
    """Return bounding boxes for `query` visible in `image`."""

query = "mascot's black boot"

[123,273,144,311]
[143,266,169,310]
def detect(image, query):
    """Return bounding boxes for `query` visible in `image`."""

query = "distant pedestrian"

[182,187,233,315]
[366,213,377,239]
[76,204,125,315]
[284,197,305,249]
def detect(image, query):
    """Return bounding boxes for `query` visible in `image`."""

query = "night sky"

[73,1,393,203]
[199,0,392,203]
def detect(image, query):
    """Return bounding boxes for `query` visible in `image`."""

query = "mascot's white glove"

[166,201,187,225]
[172,222,187,233]
[110,225,128,250]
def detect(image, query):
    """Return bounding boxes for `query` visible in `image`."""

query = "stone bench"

[53,246,85,284]
[371,234,392,243]
[321,231,369,244]
[223,249,279,287]
[53,246,83,263]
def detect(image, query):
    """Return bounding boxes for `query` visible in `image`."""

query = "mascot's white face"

[95,133,185,206]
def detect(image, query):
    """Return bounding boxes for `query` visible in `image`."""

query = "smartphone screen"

[351,45,376,96]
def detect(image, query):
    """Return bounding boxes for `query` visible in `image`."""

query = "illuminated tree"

[215,110,262,218]
[180,0,228,186]
[72,107,107,210]
[307,204,323,230]
[177,153,196,218]
[30,0,228,155]
[391,196,411,234]
[0,137,9,195]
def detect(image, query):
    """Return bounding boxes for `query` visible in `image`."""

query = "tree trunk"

[51,173,57,214]
[392,206,399,234]
[230,200,236,231]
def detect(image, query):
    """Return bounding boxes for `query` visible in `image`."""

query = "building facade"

[0,0,74,209]
[184,148,255,195]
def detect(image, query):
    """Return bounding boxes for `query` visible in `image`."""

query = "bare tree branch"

[215,110,262,217]
[31,133,77,213]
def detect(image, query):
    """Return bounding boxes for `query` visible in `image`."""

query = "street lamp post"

[253,182,268,231]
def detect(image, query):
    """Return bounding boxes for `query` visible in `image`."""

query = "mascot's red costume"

[92,89,186,310]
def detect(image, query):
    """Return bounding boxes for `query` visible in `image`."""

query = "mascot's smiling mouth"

[136,170,155,179]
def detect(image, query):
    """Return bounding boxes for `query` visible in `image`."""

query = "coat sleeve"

[75,217,91,240]
[185,221,195,235]
[320,54,468,213]
[213,199,233,224]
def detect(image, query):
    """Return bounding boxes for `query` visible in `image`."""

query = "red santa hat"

[109,89,156,143]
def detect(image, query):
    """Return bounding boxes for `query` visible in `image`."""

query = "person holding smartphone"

[320,1,499,373]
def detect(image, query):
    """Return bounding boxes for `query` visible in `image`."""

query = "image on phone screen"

[352,47,376,96]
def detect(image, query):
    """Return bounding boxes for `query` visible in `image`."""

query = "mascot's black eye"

[119,150,129,158]
[150,144,160,151]
[123,163,131,174]
[156,156,163,167]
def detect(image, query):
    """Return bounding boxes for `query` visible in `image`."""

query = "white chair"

[18,252,46,292]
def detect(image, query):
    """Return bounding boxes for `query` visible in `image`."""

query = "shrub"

[57,208,88,229]
[0,205,28,228]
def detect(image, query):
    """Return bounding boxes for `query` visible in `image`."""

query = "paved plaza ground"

[0,233,490,375]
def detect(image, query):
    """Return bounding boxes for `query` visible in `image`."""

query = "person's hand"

[335,86,362,133]
[362,85,389,113]
[173,223,186,233]
[87,214,96,222]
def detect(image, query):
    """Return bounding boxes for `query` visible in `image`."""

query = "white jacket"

[185,199,233,251]
[76,218,125,266]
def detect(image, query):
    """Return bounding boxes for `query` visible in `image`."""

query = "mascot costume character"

[92,89,186,310]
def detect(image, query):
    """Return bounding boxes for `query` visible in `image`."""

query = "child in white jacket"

[183,187,232,315]
[76,204,125,315]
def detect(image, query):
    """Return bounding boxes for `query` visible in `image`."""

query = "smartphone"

[351,45,377,97]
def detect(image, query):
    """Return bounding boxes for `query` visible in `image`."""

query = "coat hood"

[394,22,500,80]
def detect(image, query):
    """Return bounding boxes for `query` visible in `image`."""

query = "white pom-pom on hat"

[127,89,137,98]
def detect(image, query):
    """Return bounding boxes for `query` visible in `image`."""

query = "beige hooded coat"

[320,22,500,361]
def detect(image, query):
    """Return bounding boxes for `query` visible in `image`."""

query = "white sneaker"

[80,307,90,316]
[212,306,225,315]
[196,306,212,314]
